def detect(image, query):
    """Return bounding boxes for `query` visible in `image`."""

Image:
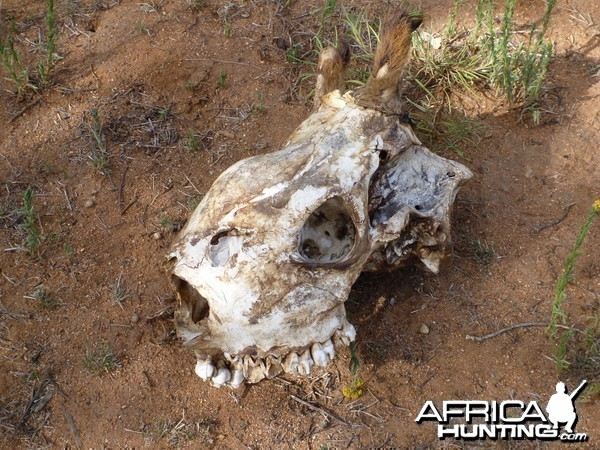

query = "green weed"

[321,0,338,22]
[280,0,556,148]
[112,274,133,308]
[343,10,380,64]
[18,188,44,255]
[342,340,364,399]
[157,107,169,121]
[487,0,556,120]
[159,213,174,231]
[250,91,266,114]
[0,0,60,94]
[0,21,36,94]
[25,286,61,311]
[222,19,231,38]
[187,130,198,152]
[466,238,496,265]
[186,0,207,12]
[136,22,150,35]
[408,99,486,159]
[217,68,227,87]
[158,212,182,232]
[580,382,600,402]
[37,0,58,86]
[410,29,491,102]
[86,108,110,175]
[187,194,204,210]
[446,0,462,37]
[41,161,56,175]
[549,202,599,337]
[548,200,599,377]
[82,344,122,375]
[285,46,303,65]
[407,0,556,122]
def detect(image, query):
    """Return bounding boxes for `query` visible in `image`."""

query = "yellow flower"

[342,378,364,399]
[594,199,600,213]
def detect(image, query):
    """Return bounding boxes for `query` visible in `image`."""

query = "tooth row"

[193,326,355,387]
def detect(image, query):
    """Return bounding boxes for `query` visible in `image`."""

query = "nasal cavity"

[298,196,356,263]
[208,229,244,267]
[171,275,209,324]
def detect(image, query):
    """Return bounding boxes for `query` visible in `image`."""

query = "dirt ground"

[1,0,599,448]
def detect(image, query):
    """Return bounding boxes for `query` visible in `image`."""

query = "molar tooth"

[321,339,335,360]
[333,332,344,347]
[265,355,283,379]
[297,350,314,376]
[344,323,356,342]
[283,352,300,374]
[224,352,241,364]
[229,369,245,388]
[194,359,215,381]
[243,355,266,384]
[212,367,231,388]
[336,322,357,346]
[311,342,329,367]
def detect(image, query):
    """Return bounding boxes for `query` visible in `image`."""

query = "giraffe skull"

[167,90,472,387]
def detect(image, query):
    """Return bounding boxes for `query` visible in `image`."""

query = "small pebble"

[131,314,140,324]
[152,232,162,240]
[419,324,430,334]
[84,199,95,208]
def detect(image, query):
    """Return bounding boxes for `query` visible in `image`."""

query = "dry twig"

[64,409,83,449]
[532,202,576,234]
[466,322,583,341]
[290,395,349,426]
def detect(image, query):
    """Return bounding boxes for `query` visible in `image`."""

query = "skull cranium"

[167,13,472,387]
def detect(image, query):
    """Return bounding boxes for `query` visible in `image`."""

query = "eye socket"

[209,229,245,267]
[297,196,357,264]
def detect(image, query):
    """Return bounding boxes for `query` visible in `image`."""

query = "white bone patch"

[208,231,245,267]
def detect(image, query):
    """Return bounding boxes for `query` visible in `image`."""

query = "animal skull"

[167,14,472,388]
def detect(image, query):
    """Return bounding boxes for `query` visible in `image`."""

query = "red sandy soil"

[1,0,599,448]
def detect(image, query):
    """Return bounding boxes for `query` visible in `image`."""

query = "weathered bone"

[283,352,300,375]
[168,12,472,387]
[212,363,232,388]
[194,359,215,381]
[322,339,335,361]
[297,350,315,376]
[311,342,329,368]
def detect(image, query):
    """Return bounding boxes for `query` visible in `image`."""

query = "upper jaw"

[192,319,357,388]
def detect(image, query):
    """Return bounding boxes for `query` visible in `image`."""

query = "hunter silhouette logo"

[546,380,586,434]
[416,380,589,442]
